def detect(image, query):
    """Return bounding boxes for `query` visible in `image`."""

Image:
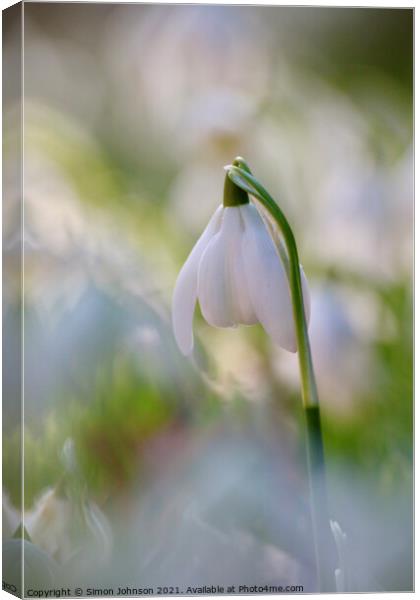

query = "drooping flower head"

[172,159,310,355]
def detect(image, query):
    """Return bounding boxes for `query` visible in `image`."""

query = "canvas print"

[2,2,413,596]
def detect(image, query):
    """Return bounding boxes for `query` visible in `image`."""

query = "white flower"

[172,203,310,355]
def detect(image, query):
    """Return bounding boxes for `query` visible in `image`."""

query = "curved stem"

[228,164,337,592]
[228,165,317,408]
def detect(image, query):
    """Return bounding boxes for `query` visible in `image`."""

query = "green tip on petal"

[223,168,249,207]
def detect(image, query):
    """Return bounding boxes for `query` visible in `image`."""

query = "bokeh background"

[3,4,413,594]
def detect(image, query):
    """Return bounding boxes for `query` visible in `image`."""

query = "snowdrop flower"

[172,170,310,355]
[173,158,333,591]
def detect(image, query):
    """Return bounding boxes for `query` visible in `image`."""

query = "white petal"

[224,208,257,325]
[197,207,257,328]
[197,231,233,328]
[197,208,237,327]
[241,203,308,352]
[228,229,258,326]
[172,205,223,355]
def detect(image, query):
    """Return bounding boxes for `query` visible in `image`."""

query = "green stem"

[228,161,336,592]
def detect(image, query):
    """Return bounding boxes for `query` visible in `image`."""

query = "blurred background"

[3,4,413,593]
